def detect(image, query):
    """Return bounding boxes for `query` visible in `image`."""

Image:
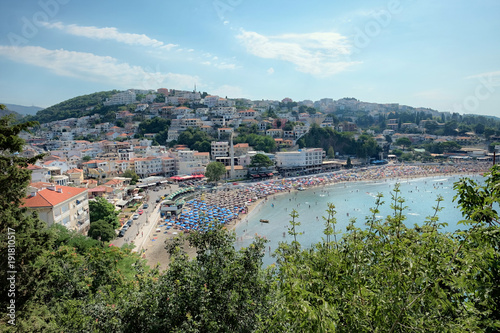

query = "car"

[122,224,129,231]
[126,219,133,227]
[118,229,126,237]
[133,214,140,220]
[138,209,144,215]
[156,198,161,203]
[143,203,149,209]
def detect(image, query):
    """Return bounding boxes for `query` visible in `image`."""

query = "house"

[65,168,84,186]
[22,185,90,234]
[27,164,51,183]
[266,129,283,138]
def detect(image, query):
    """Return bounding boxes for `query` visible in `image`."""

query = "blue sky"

[0,0,499,117]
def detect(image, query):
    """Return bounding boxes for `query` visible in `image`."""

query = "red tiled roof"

[22,186,87,208]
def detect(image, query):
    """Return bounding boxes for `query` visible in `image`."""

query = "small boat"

[260,219,269,223]
[297,187,305,191]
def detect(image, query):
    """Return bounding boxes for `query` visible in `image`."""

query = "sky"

[0,0,499,117]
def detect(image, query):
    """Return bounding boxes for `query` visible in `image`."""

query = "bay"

[234,173,485,267]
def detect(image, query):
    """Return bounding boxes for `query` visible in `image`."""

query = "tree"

[345,156,353,169]
[123,169,139,185]
[88,219,116,242]
[205,161,226,183]
[89,197,119,228]
[327,146,335,159]
[250,153,274,174]
[0,114,58,316]
[82,155,92,162]
[395,137,412,150]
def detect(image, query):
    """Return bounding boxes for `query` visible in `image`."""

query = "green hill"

[26,90,119,123]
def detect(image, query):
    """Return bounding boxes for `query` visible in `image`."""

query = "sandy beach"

[137,162,492,270]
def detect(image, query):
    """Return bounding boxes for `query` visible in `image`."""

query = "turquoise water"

[234,174,484,266]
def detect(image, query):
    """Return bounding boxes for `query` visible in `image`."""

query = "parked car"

[133,214,140,220]
[126,219,133,227]
[118,229,126,237]
[156,198,161,203]
[143,203,149,209]
[138,209,144,215]
[122,224,129,231]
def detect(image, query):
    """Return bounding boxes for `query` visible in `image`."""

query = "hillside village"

[16,88,500,235]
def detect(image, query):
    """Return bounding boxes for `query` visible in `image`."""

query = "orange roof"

[104,179,123,186]
[27,164,43,170]
[234,143,249,148]
[66,168,83,174]
[29,182,52,189]
[22,186,87,208]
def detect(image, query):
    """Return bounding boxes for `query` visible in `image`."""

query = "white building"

[275,148,324,176]
[132,157,163,178]
[211,141,229,158]
[104,90,137,106]
[203,95,219,108]
[176,150,209,175]
[23,185,90,234]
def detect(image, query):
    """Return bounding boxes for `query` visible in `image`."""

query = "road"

[111,184,179,249]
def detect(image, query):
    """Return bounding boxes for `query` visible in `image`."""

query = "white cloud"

[41,21,178,50]
[236,29,359,76]
[466,70,500,86]
[0,45,198,90]
[267,67,275,75]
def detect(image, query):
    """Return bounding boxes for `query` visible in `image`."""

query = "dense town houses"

[17,88,500,233]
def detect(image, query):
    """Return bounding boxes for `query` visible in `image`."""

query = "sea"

[234,173,486,267]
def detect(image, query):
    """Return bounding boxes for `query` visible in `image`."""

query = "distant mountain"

[3,103,43,116]
[0,105,22,119]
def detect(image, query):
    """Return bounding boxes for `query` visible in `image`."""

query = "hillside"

[26,90,119,123]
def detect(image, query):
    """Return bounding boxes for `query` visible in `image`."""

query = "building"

[211,141,229,158]
[104,90,137,106]
[176,150,208,175]
[22,185,90,234]
[275,148,324,176]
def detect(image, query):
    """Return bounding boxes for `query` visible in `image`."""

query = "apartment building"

[23,185,90,234]
[275,148,324,176]
[211,141,229,158]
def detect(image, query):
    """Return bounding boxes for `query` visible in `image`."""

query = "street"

[111,184,179,249]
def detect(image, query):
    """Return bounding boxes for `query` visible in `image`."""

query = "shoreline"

[140,162,492,270]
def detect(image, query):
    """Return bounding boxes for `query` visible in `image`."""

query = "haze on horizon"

[0,0,499,117]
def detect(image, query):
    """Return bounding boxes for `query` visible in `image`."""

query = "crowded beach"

[158,162,491,236]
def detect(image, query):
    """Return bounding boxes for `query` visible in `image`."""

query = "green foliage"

[249,153,274,172]
[176,127,215,151]
[25,90,118,123]
[88,219,116,241]
[137,117,170,136]
[424,141,462,154]
[345,156,353,169]
[89,197,119,228]
[205,161,226,182]
[123,169,139,185]
[298,124,358,156]
[234,133,276,153]
[395,136,412,149]
[327,146,335,159]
